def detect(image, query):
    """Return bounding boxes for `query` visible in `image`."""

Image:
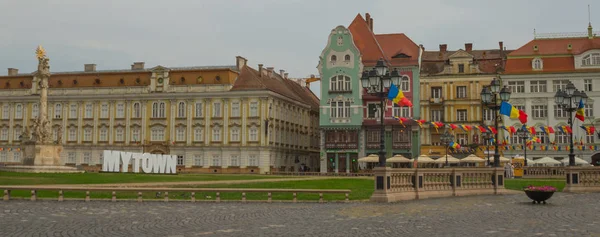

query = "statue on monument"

[30,45,59,145]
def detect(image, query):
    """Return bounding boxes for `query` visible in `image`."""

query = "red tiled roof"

[231,65,319,112]
[348,14,386,66]
[510,37,600,56]
[421,48,511,75]
[505,57,575,73]
[375,34,420,66]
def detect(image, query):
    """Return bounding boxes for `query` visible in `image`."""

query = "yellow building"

[419,43,511,158]
[0,56,320,173]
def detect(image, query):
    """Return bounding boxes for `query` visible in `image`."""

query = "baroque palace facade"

[0,56,320,174]
[419,42,511,159]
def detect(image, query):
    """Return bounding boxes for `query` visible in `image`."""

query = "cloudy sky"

[0,0,597,97]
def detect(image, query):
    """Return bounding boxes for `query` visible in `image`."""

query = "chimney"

[419,44,425,51]
[369,17,374,32]
[7,68,18,76]
[258,64,263,77]
[284,73,289,79]
[236,56,247,70]
[84,64,96,72]
[439,44,447,53]
[499,41,504,51]
[131,62,145,70]
[465,43,473,52]
[279,69,285,78]
[266,67,274,78]
[365,13,371,25]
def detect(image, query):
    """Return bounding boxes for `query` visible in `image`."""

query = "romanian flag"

[477,125,487,133]
[414,119,426,128]
[500,125,509,133]
[560,125,572,134]
[387,84,413,107]
[575,99,585,121]
[580,125,596,135]
[499,101,528,123]
[526,126,536,134]
[459,125,471,132]
[393,116,408,127]
[431,122,441,132]
[449,124,458,130]
[540,126,555,134]
[449,141,461,149]
[508,126,517,134]
[488,126,497,134]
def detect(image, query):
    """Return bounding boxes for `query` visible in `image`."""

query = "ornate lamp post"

[554,82,588,167]
[481,131,492,166]
[516,127,529,167]
[440,131,455,167]
[361,58,401,167]
[480,78,512,167]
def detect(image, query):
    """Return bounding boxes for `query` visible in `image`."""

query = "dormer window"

[532,58,543,70]
[331,55,337,62]
[344,54,351,61]
[582,53,600,66]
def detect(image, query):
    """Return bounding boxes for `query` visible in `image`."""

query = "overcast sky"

[0,0,597,97]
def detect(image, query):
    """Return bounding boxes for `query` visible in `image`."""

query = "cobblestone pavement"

[1,193,600,237]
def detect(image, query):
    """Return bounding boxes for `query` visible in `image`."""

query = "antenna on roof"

[533,28,537,39]
[589,4,592,25]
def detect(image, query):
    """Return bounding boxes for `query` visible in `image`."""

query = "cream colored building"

[0,56,320,173]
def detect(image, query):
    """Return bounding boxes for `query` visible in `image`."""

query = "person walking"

[509,163,515,179]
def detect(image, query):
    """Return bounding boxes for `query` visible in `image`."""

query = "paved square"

[1,193,600,236]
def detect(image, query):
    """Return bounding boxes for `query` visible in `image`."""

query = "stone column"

[125,101,130,145]
[93,101,99,144]
[187,99,193,146]
[108,101,115,145]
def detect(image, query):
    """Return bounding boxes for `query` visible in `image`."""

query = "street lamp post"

[481,131,492,166]
[554,82,588,167]
[517,127,529,167]
[440,131,455,167]
[480,78,512,167]
[361,58,401,167]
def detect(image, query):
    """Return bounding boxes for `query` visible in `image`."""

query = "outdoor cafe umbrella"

[409,154,436,163]
[387,154,411,163]
[560,156,591,166]
[460,154,486,163]
[358,154,380,163]
[535,157,562,166]
[434,155,460,164]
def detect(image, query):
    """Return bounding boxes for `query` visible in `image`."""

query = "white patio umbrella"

[534,157,562,166]
[358,154,379,163]
[560,156,591,166]
[409,154,436,163]
[387,154,411,163]
[461,154,486,163]
[434,155,460,164]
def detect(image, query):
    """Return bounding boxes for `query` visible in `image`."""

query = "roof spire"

[589,5,594,39]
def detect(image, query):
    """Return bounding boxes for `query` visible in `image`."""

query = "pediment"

[150,65,171,72]
[448,50,473,59]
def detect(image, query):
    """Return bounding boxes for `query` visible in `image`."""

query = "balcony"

[429,97,444,104]
[392,143,411,149]
[325,143,358,149]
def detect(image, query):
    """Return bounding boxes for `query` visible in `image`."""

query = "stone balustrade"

[371,167,505,202]
[270,171,373,177]
[564,167,600,192]
[1,186,351,203]
[523,167,566,178]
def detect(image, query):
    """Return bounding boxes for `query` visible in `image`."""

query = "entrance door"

[338,154,347,173]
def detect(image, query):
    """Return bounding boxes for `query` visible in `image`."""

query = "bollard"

[30,190,37,201]
[293,193,297,203]
[85,191,90,202]
[164,192,169,202]
[58,190,64,202]
[111,191,116,202]
[137,192,143,203]
[267,192,272,203]
[191,192,195,203]
[319,193,323,203]
[345,193,349,203]
[242,192,246,203]
[3,190,10,201]
[216,192,220,203]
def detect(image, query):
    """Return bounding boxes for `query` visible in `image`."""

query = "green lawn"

[504,178,566,192]
[0,172,289,185]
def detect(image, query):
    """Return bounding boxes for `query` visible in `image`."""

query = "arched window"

[32,103,39,118]
[152,102,158,118]
[133,102,140,118]
[330,76,337,91]
[54,104,62,119]
[15,104,22,119]
[330,55,337,62]
[344,54,351,61]
[401,76,410,91]
[178,102,186,118]
[159,102,165,118]
[532,58,543,70]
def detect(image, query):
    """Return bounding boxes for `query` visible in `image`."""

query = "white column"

[77,102,83,144]
[125,101,130,145]
[109,101,115,144]
[7,103,13,144]
[187,99,193,146]
[170,99,176,144]
[204,100,210,145]
[223,99,229,145]
[141,100,147,144]
[241,98,247,145]
[93,101,99,144]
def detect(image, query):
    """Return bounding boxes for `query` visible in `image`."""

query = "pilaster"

[108,100,115,144]
[223,98,229,145]
[125,101,130,145]
[186,99,193,145]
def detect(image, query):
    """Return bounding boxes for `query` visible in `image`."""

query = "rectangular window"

[585,104,594,117]
[14,127,21,140]
[393,104,401,117]
[68,152,76,164]
[13,152,20,162]
[151,128,164,141]
[15,104,22,119]
[586,134,595,144]
[230,155,239,166]
[249,155,258,166]
[2,105,8,119]
[531,105,548,118]
[212,128,221,141]
[194,154,203,166]
[212,102,221,117]
[0,152,6,162]
[131,128,140,142]
[116,103,124,118]
[431,87,442,98]
[177,155,184,166]
[83,152,91,164]
[195,103,203,117]
[69,104,77,119]
[457,134,467,145]
[507,81,525,93]
[194,128,203,142]
[367,103,379,119]
[483,109,493,121]
[54,104,62,119]
[115,128,124,142]
[400,107,411,118]
[230,128,240,142]
[530,81,547,93]
[83,128,92,142]
[553,80,570,92]
[99,128,107,141]
[249,128,258,141]
[458,64,465,73]
[554,105,568,118]
[68,128,76,141]
[212,155,221,167]
[231,102,240,117]
[101,104,108,118]
[556,132,569,144]
[510,133,525,144]
[32,104,39,118]
[367,130,380,143]
[585,79,593,92]
[250,102,258,117]
[535,132,548,144]
[456,86,467,98]
[515,105,525,112]
[456,109,467,122]
[85,104,93,118]
[431,110,442,121]
[176,127,186,142]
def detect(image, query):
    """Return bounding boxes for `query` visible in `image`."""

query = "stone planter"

[524,190,555,204]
